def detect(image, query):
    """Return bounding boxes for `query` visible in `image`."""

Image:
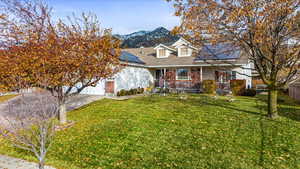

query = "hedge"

[117,87,144,96]
[230,80,246,96]
[203,80,216,94]
[241,89,256,97]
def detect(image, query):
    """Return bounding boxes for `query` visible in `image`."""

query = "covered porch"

[152,67,237,92]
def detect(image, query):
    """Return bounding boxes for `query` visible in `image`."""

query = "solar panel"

[195,44,241,60]
[120,51,145,64]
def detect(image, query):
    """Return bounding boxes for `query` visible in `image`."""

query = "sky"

[46,0,180,35]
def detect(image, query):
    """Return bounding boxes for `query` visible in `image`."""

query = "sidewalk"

[0,155,55,169]
[105,94,146,101]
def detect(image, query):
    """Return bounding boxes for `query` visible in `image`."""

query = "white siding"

[114,66,154,92]
[233,63,252,88]
[78,80,106,95]
[78,66,154,96]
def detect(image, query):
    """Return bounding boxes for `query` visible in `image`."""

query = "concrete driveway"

[0,93,105,131]
[65,94,104,111]
[0,93,104,125]
[0,155,55,169]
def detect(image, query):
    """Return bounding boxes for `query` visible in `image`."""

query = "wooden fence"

[289,83,300,102]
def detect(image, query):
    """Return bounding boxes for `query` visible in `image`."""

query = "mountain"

[115,27,180,48]
[114,30,150,41]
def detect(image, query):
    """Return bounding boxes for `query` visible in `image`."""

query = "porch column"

[200,67,203,82]
[164,68,167,88]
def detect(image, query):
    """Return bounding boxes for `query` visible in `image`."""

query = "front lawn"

[0,94,299,169]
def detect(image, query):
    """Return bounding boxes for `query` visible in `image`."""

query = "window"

[180,47,189,56]
[158,49,166,57]
[231,71,237,80]
[215,71,236,82]
[177,68,189,80]
[155,69,165,80]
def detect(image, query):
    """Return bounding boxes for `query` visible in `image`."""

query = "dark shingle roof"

[195,44,241,60]
[120,51,145,64]
[121,42,248,67]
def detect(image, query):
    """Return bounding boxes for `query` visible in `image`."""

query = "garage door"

[79,80,105,95]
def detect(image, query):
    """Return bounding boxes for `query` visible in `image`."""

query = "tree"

[168,0,300,118]
[0,92,58,169]
[0,0,121,123]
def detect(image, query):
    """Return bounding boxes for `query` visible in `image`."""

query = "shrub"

[137,87,144,94]
[128,89,135,95]
[117,89,126,96]
[158,87,170,94]
[242,89,256,97]
[134,89,139,94]
[230,80,246,96]
[203,80,216,94]
[117,87,144,96]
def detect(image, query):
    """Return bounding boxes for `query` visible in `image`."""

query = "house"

[80,38,252,95]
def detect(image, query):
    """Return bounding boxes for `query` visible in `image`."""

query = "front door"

[105,81,115,94]
[155,69,165,80]
[155,69,165,87]
[215,71,232,90]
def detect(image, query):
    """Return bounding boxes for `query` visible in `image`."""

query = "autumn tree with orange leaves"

[0,0,121,123]
[168,0,300,118]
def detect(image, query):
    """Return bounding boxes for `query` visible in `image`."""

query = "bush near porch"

[0,94,299,169]
[203,80,216,94]
[230,79,246,96]
[117,87,144,96]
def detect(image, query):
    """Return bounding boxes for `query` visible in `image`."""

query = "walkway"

[0,155,55,169]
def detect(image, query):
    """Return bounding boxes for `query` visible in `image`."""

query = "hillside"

[115,27,180,48]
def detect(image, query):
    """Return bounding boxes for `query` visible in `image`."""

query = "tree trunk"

[59,102,67,124]
[38,159,45,169]
[267,89,278,119]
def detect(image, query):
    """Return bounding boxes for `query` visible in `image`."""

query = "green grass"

[0,94,17,103]
[0,94,299,169]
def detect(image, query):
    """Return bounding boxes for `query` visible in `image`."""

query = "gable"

[154,44,176,52]
[172,38,191,47]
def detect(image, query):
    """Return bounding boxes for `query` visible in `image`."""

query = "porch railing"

[154,80,201,89]
[154,80,231,91]
[216,82,231,91]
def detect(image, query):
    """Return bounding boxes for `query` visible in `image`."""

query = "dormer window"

[154,44,176,58]
[180,47,189,56]
[158,49,166,57]
[172,38,198,57]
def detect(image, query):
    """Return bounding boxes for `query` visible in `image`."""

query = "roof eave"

[154,44,177,52]
[146,63,245,68]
